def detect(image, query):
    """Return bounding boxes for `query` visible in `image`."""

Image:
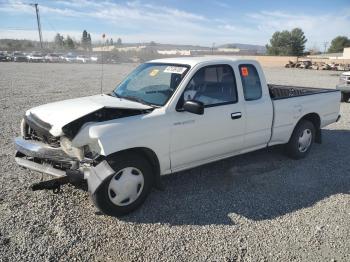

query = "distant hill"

[132,42,266,54]
[121,42,212,50]
[0,38,266,54]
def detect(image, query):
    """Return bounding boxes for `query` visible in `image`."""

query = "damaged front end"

[15,107,150,193]
[15,136,86,193]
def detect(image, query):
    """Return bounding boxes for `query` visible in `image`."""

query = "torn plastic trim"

[83,160,115,194]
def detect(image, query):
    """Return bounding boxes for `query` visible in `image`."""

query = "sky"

[0,0,350,49]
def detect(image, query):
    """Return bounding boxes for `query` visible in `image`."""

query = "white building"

[342,47,350,59]
[217,48,240,53]
[157,50,191,56]
[93,45,146,52]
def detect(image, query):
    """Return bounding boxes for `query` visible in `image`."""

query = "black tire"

[92,153,154,216]
[341,93,349,103]
[285,120,315,159]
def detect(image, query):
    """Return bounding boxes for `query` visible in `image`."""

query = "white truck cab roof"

[149,56,254,67]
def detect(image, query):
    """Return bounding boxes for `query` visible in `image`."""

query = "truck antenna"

[29,3,43,49]
[100,33,106,95]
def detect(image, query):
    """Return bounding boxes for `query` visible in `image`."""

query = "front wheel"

[285,120,315,159]
[92,153,154,216]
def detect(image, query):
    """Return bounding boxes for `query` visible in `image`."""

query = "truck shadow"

[121,129,350,225]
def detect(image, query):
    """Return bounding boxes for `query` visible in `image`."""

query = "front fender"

[71,119,171,174]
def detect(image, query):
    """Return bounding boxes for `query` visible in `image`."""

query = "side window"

[183,64,237,107]
[239,64,262,101]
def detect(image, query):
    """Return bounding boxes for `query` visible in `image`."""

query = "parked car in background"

[13,52,28,62]
[45,53,60,63]
[63,54,77,63]
[76,55,90,63]
[90,56,98,63]
[337,71,350,102]
[0,52,11,62]
[58,54,65,62]
[105,57,118,64]
[320,63,331,70]
[14,57,341,216]
[27,53,45,62]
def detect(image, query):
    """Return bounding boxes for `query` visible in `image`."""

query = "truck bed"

[268,84,337,100]
[268,84,340,147]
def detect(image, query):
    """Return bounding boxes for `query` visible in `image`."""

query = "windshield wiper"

[118,95,159,108]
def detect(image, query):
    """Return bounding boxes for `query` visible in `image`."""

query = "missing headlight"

[83,144,100,159]
[60,136,84,160]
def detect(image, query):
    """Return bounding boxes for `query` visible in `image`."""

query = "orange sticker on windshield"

[149,69,159,76]
[241,67,249,77]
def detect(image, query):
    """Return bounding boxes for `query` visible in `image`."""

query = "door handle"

[231,112,242,119]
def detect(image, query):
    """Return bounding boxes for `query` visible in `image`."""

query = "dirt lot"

[0,62,349,261]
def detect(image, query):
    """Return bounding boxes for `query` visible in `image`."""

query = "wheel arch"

[105,147,162,189]
[297,113,321,143]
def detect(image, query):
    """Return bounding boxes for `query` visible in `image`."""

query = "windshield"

[113,63,190,106]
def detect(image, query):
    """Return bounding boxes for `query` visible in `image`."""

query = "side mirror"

[183,100,204,115]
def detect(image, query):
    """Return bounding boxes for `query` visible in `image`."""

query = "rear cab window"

[239,64,262,101]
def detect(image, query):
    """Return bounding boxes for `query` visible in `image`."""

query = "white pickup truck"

[15,57,341,216]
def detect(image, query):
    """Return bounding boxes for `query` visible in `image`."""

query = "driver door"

[170,64,246,172]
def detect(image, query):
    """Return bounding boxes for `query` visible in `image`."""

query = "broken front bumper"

[15,137,77,162]
[14,137,115,193]
[15,137,76,177]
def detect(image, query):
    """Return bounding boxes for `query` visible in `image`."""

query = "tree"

[266,30,291,55]
[266,28,307,56]
[54,33,64,49]
[290,28,307,56]
[149,41,156,46]
[65,36,75,50]
[81,30,88,50]
[117,38,122,45]
[87,33,92,51]
[328,36,350,53]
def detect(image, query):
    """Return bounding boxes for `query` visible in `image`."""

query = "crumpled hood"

[26,94,152,137]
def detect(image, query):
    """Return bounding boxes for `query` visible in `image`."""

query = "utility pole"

[30,3,43,49]
[323,41,328,54]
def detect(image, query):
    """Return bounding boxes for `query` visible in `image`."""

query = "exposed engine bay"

[23,107,153,143]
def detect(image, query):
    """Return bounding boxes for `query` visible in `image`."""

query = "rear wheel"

[92,153,154,216]
[341,92,349,102]
[285,120,315,159]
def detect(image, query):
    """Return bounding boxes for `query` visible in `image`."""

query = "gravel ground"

[0,62,349,262]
